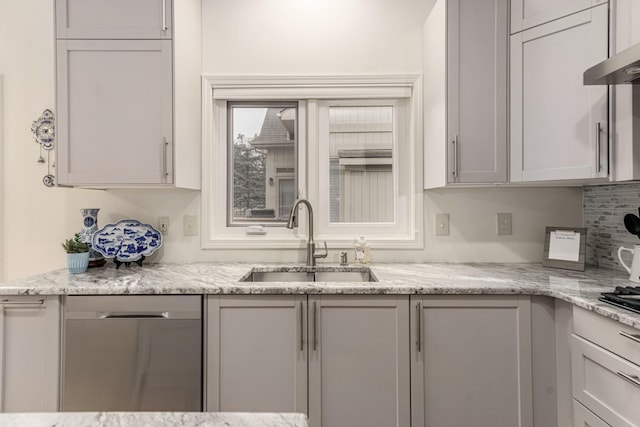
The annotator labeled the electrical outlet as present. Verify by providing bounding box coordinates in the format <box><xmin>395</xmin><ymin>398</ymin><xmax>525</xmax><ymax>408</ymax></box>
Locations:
<box><xmin>497</xmin><ymin>213</ymin><xmax>512</xmax><ymax>236</ymax></box>
<box><xmin>435</xmin><ymin>213</ymin><xmax>450</xmax><ymax>236</ymax></box>
<box><xmin>183</xmin><ymin>215</ymin><xmax>199</xmax><ymax>236</ymax></box>
<box><xmin>158</xmin><ymin>216</ymin><xmax>169</xmax><ymax>234</ymax></box>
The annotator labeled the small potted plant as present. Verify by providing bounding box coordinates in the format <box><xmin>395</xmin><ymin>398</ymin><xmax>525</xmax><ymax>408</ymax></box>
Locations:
<box><xmin>61</xmin><ymin>233</ymin><xmax>90</xmax><ymax>273</ymax></box>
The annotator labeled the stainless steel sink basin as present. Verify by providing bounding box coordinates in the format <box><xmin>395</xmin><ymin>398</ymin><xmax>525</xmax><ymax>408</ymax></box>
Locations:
<box><xmin>240</xmin><ymin>267</ymin><xmax>378</xmax><ymax>283</ymax></box>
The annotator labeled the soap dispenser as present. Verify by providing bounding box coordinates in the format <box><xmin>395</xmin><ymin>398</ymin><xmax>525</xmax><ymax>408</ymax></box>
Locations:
<box><xmin>354</xmin><ymin>235</ymin><xmax>370</xmax><ymax>265</ymax></box>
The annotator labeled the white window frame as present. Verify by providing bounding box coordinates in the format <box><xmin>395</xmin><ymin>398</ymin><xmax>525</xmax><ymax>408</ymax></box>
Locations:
<box><xmin>317</xmin><ymin>99</ymin><xmax>407</xmax><ymax>237</ymax></box>
<box><xmin>202</xmin><ymin>75</ymin><xmax>423</xmax><ymax>249</ymax></box>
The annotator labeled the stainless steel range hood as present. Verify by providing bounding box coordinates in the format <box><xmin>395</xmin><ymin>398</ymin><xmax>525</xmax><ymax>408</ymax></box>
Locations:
<box><xmin>584</xmin><ymin>43</ymin><xmax>640</xmax><ymax>85</ymax></box>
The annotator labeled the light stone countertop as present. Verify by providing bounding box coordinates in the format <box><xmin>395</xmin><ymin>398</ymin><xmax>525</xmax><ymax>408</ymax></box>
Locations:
<box><xmin>1</xmin><ymin>262</ymin><xmax>639</xmax><ymax>329</ymax></box>
<box><xmin>0</xmin><ymin>412</ymin><xmax>308</xmax><ymax>427</ymax></box>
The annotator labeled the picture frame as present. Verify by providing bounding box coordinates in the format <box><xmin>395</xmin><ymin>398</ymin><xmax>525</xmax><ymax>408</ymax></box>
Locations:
<box><xmin>542</xmin><ymin>226</ymin><xmax>586</xmax><ymax>271</ymax></box>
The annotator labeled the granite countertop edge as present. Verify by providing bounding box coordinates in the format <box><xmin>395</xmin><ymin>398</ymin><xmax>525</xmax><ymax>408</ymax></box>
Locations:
<box><xmin>0</xmin><ymin>411</ymin><xmax>308</xmax><ymax>427</ymax></box>
<box><xmin>1</xmin><ymin>262</ymin><xmax>638</xmax><ymax>329</ymax></box>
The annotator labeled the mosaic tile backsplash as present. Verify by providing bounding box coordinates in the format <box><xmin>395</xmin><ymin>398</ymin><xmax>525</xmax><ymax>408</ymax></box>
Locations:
<box><xmin>584</xmin><ymin>183</ymin><xmax>640</xmax><ymax>271</ymax></box>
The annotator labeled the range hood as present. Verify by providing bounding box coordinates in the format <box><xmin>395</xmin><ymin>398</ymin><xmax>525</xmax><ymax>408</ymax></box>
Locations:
<box><xmin>584</xmin><ymin>42</ymin><xmax>640</xmax><ymax>85</ymax></box>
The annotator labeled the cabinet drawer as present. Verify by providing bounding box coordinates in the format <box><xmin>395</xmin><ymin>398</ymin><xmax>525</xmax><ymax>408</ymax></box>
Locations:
<box><xmin>572</xmin><ymin>335</ymin><xmax>640</xmax><ymax>426</ymax></box>
<box><xmin>573</xmin><ymin>399</ymin><xmax>609</xmax><ymax>427</ymax></box>
<box><xmin>574</xmin><ymin>307</ymin><xmax>640</xmax><ymax>366</ymax></box>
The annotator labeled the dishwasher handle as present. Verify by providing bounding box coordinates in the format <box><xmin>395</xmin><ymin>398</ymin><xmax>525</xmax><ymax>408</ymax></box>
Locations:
<box><xmin>65</xmin><ymin>310</ymin><xmax>200</xmax><ymax>320</ymax></box>
<box><xmin>99</xmin><ymin>312</ymin><xmax>169</xmax><ymax>319</ymax></box>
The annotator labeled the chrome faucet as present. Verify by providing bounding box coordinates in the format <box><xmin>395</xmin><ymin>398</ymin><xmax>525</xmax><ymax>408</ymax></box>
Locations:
<box><xmin>287</xmin><ymin>198</ymin><xmax>328</xmax><ymax>267</ymax></box>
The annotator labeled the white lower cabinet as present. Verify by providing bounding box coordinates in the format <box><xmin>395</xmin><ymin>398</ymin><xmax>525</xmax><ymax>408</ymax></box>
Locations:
<box><xmin>308</xmin><ymin>295</ymin><xmax>410</xmax><ymax>427</ymax></box>
<box><xmin>206</xmin><ymin>295</ymin><xmax>307</xmax><ymax>413</ymax></box>
<box><xmin>0</xmin><ymin>296</ymin><xmax>60</xmax><ymax>412</ymax></box>
<box><xmin>206</xmin><ymin>295</ymin><xmax>410</xmax><ymax>427</ymax></box>
<box><xmin>572</xmin><ymin>307</ymin><xmax>640</xmax><ymax>426</ymax></box>
<box><xmin>571</xmin><ymin>335</ymin><xmax>640</xmax><ymax>426</ymax></box>
<box><xmin>410</xmin><ymin>295</ymin><xmax>534</xmax><ymax>427</ymax></box>
<box><xmin>573</xmin><ymin>399</ymin><xmax>610</xmax><ymax>427</ymax></box>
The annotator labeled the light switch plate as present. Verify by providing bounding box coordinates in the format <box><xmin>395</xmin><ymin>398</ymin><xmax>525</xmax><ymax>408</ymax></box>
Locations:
<box><xmin>435</xmin><ymin>213</ymin><xmax>450</xmax><ymax>236</ymax></box>
<box><xmin>183</xmin><ymin>215</ymin><xmax>199</xmax><ymax>236</ymax></box>
<box><xmin>158</xmin><ymin>216</ymin><xmax>169</xmax><ymax>234</ymax></box>
<box><xmin>497</xmin><ymin>213</ymin><xmax>512</xmax><ymax>236</ymax></box>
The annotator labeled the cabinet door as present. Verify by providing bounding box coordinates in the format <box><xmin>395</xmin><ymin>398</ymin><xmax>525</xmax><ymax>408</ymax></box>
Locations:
<box><xmin>510</xmin><ymin>0</ymin><xmax>607</xmax><ymax>34</ymax></box>
<box><xmin>308</xmin><ymin>295</ymin><xmax>410</xmax><ymax>427</ymax></box>
<box><xmin>447</xmin><ymin>0</ymin><xmax>507</xmax><ymax>184</ymax></box>
<box><xmin>56</xmin><ymin>0</ymin><xmax>172</xmax><ymax>39</ymax></box>
<box><xmin>573</xmin><ymin>400</ymin><xmax>610</xmax><ymax>427</ymax></box>
<box><xmin>611</xmin><ymin>0</ymin><xmax>640</xmax><ymax>181</ymax></box>
<box><xmin>572</xmin><ymin>334</ymin><xmax>640</xmax><ymax>426</ymax></box>
<box><xmin>0</xmin><ymin>296</ymin><xmax>60</xmax><ymax>412</ymax></box>
<box><xmin>206</xmin><ymin>296</ymin><xmax>307</xmax><ymax>414</ymax></box>
<box><xmin>510</xmin><ymin>4</ymin><xmax>608</xmax><ymax>182</ymax></box>
<box><xmin>410</xmin><ymin>295</ymin><xmax>533</xmax><ymax>427</ymax></box>
<box><xmin>423</xmin><ymin>0</ymin><xmax>507</xmax><ymax>188</ymax></box>
<box><xmin>56</xmin><ymin>39</ymin><xmax>173</xmax><ymax>185</ymax></box>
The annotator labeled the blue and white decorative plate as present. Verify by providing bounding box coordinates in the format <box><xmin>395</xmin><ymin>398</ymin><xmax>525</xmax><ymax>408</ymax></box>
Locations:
<box><xmin>92</xmin><ymin>219</ymin><xmax>162</xmax><ymax>263</ymax></box>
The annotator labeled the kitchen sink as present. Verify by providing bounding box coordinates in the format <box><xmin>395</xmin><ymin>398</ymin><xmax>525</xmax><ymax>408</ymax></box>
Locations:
<box><xmin>240</xmin><ymin>267</ymin><xmax>378</xmax><ymax>283</ymax></box>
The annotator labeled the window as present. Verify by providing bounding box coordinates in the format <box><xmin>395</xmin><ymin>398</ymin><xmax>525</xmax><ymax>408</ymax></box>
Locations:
<box><xmin>202</xmin><ymin>76</ymin><xmax>422</xmax><ymax>249</ymax></box>
<box><xmin>326</xmin><ymin>104</ymin><xmax>395</xmax><ymax>223</ymax></box>
<box><xmin>227</xmin><ymin>102</ymin><xmax>298</xmax><ymax>225</ymax></box>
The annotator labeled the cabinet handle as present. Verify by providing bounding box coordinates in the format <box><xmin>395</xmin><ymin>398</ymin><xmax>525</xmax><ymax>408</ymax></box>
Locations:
<box><xmin>1</xmin><ymin>298</ymin><xmax>45</xmax><ymax>306</ymax></box>
<box><xmin>415</xmin><ymin>301</ymin><xmax>421</xmax><ymax>353</ymax></box>
<box><xmin>452</xmin><ymin>135</ymin><xmax>459</xmax><ymax>179</ymax></box>
<box><xmin>617</xmin><ymin>371</ymin><xmax>640</xmax><ymax>388</ymax></box>
<box><xmin>595</xmin><ymin>122</ymin><xmax>601</xmax><ymax>173</ymax></box>
<box><xmin>299</xmin><ymin>301</ymin><xmax>304</xmax><ymax>352</ymax></box>
<box><xmin>620</xmin><ymin>330</ymin><xmax>640</xmax><ymax>345</ymax></box>
<box><xmin>162</xmin><ymin>0</ymin><xmax>167</xmax><ymax>32</ymax></box>
<box><xmin>312</xmin><ymin>301</ymin><xmax>317</xmax><ymax>351</ymax></box>
<box><xmin>162</xmin><ymin>137</ymin><xmax>169</xmax><ymax>180</ymax></box>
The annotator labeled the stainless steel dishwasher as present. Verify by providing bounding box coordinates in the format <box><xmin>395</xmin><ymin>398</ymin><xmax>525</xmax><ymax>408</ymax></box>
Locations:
<box><xmin>62</xmin><ymin>295</ymin><xmax>202</xmax><ymax>411</ymax></box>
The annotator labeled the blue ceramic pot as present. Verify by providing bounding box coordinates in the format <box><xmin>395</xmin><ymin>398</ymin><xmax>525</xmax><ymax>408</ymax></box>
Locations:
<box><xmin>67</xmin><ymin>252</ymin><xmax>90</xmax><ymax>274</ymax></box>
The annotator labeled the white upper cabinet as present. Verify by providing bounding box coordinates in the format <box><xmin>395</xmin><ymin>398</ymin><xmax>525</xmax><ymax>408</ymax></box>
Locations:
<box><xmin>611</xmin><ymin>0</ymin><xmax>640</xmax><ymax>181</ymax></box>
<box><xmin>510</xmin><ymin>4</ymin><xmax>609</xmax><ymax>182</ymax></box>
<box><xmin>510</xmin><ymin>0</ymin><xmax>607</xmax><ymax>34</ymax></box>
<box><xmin>54</xmin><ymin>0</ymin><xmax>201</xmax><ymax>188</ymax></box>
<box><xmin>423</xmin><ymin>0</ymin><xmax>508</xmax><ymax>188</ymax></box>
<box><xmin>56</xmin><ymin>0</ymin><xmax>172</xmax><ymax>39</ymax></box>
<box><xmin>56</xmin><ymin>39</ymin><xmax>173</xmax><ymax>185</ymax></box>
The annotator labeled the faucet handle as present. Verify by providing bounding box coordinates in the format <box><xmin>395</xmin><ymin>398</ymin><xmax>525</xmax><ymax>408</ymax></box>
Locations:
<box><xmin>340</xmin><ymin>252</ymin><xmax>348</xmax><ymax>266</ymax></box>
<box><xmin>314</xmin><ymin>241</ymin><xmax>328</xmax><ymax>259</ymax></box>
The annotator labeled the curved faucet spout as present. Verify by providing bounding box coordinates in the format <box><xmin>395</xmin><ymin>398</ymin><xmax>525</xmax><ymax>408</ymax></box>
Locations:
<box><xmin>286</xmin><ymin>198</ymin><xmax>314</xmax><ymax>244</ymax></box>
<box><xmin>287</xmin><ymin>198</ymin><xmax>326</xmax><ymax>266</ymax></box>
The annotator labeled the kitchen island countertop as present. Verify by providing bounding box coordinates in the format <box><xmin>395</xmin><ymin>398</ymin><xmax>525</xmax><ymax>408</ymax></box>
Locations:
<box><xmin>0</xmin><ymin>411</ymin><xmax>308</xmax><ymax>427</ymax></box>
<box><xmin>0</xmin><ymin>262</ymin><xmax>638</xmax><ymax>329</ymax></box>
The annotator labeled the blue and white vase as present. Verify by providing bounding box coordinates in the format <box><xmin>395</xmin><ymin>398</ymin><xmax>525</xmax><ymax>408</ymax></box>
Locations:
<box><xmin>79</xmin><ymin>208</ymin><xmax>106</xmax><ymax>267</ymax></box>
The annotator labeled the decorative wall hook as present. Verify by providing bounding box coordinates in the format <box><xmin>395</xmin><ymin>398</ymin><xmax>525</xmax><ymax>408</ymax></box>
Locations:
<box><xmin>31</xmin><ymin>109</ymin><xmax>55</xmax><ymax>149</ymax></box>
<box><xmin>31</xmin><ymin>109</ymin><xmax>56</xmax><ymax>187</ymax></box>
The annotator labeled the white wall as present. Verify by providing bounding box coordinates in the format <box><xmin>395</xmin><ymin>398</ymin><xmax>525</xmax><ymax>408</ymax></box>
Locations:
<box><xmin>201</xmin><ymin>0</ymin><xmax>433</xmax><ymax>75</ymax></box>
<box><xmin>424</xmin><ymin>187</ymin><xmax>582</xmax><ymax>262</ymax></box>
<box><xmin>0</xmin><ymin>0</ymin><xmax>583</xmax><ymax>281</ymax></box>
<box><xmin>0</xmin><ymin>74</ymin><xmax>4</xmax><ymax>280</ymax></box>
